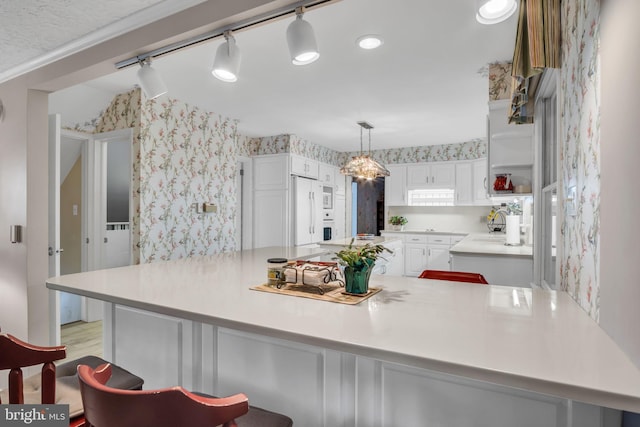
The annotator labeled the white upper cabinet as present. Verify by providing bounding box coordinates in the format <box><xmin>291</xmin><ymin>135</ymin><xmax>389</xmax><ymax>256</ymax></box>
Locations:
<box><xmin>334</xmin><ymin>167</ymin><xmax>347</xmax><ymax>195</ymax></box>
<box><xmin>407</xmin><ymin>162</ymin><xmax>455</xmax><ymax>189</ymax></box>
<box><xmin>385</xmin><ymin>164</ymin><xmax>408</xmax><ymax>206</ymax></box>
<box><xmin>455</xmin><ymin>161</ymin><xmax>473</xmax><ymax>205</ymax></box>
<box><xmin>318</xmin><ymin>163</ymin><xmax>334</xmax><ymax>185</ymax></box>
<box><xmin>455</xmin><ymin>158</ymin><xmax>492</xmax><ymax>206</ymax></box>
<box><xmin>253</xmin><ymin>154</ymin><xmax>289</xmax><ymax>191</ymax></box>
<box><xmin>472</xmin><ymin>158</ymin><xmax>491</xmax><ymax>204</ymax></box>
<box><xmin>290</xmin><ymin>154</ymin><xmax>319</xmax><ymax>179</ymax></box>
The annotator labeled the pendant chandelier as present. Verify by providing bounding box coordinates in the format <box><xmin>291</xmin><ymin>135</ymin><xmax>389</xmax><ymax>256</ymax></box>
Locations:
<box><xmin>340</xmin><ymin>121</ymin><xmax>390</xmax><ymax>180</ymax></box>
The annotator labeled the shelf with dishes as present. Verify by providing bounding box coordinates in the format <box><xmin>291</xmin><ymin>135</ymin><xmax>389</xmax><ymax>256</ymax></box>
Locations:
<box><xmin>489</xmin><ymin>164</ymin><xmax>532</xmax><ymax>196</ymax></box>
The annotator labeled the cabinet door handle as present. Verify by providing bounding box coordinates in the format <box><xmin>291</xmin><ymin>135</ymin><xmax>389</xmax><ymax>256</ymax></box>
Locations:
<box><xmin>483</xmin><ymin>177</ymin><xmax>487</xmax><ymax>189</ymax></box>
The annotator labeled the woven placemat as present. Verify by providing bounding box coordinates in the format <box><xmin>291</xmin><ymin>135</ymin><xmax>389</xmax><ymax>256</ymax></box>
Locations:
<box><xmin>250</xmin><ymin>282</ymin><xmax>382</xmax><ymax>305</ymax></box>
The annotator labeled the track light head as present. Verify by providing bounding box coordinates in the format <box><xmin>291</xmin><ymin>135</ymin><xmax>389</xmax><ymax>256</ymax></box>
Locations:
<box><xmin>212</xmin><ymin>31</ymin><xmax>241</xmax><ymax>82</ymax></box>
<box><xmin>286</xmin><ymin>8</ymin><xmax>319</xmax><ymax>65</ymax></box>
<box><xmin>137</xmin><ymin>58</ymin><xmax>168</xmax><ymax>99</ymax></box>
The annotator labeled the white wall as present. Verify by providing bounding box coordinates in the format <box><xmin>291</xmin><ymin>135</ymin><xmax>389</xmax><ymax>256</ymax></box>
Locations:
<box><xmin>387</xmin><ymin>206</ymin><xmax>490</xmax><ymax>233</ymax></box>
<box><xmin>0</xmin><ymin>77</ymin><xmax>29</xmax><ymax>344</ymax></box>
<box><xmin>599</xmin><ymin>0</ymin><xmax>640</xmax><ymax>369</ymax></box>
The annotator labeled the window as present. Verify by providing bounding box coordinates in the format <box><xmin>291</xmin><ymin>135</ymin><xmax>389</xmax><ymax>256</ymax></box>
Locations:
<box><xmin>408</xmin><ymin>189</ymin><xmax>455</xmax><ymax>206</ymax></box>
<box><xmin>534</xmin><ymin>69</ymin><xmax>559</xmax><ymax>289</ymax></box>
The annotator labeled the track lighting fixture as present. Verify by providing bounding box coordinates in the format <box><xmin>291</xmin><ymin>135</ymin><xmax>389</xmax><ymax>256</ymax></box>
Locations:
<box><xmin>476</xmin><ymin>0</ymin><xmax>518</xmax><ymax>25</ymax></box>
<box><xmin>212</xmin><ymin>31</ymin><xmax>241</xmax><ymax>82</ymax></box>
<box><xmin>136</xmin><ymin>58</ymin><xmax>167</xmax><ymax>99</ymax></box>
<box><xmin>286</xmin><ymin>7</ymin><xmax>320</xmax><ymax>65</ymax></box>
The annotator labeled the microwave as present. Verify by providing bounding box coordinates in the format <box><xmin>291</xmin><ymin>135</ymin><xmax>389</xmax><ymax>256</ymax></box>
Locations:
<box><xmin>322</xmin><ymin>186</ymin><xmax>333</xmax><ymax>210</ymax></box>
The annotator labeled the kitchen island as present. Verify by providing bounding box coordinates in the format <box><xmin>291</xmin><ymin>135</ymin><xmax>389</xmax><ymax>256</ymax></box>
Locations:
<box><xmin>46</xmin><ymin>247</ymin><xmax>640</xmax><ymax>426</ymax></box>
<box><xmin>450</xmin><ymin>232</ymin><xmax>534</xmax><ymax>286</ymax></box>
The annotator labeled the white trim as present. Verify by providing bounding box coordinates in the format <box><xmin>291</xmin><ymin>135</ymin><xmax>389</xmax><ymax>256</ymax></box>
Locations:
<box><xmin>0</xmin><ymin>0</ymin><xmax>207</xmax><ymax>84</ymax></box>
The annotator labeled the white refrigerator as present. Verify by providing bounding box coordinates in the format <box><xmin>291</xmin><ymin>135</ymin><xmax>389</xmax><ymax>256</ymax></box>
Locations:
<box><xmin>293</xmin><ymin>176</ymin><xmax>324</xmax><ymax>246</ymax></box>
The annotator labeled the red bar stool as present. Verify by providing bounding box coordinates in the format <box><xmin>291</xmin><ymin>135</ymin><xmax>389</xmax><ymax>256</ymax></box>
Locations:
<box><xmin>0</xmin><ymin>331</ymin><xmax>143</xmax><ymax>427</ymax></box>
<box><xmin>78</xmin><ymin>363</ymin><xmax>293</xmax><ymax>427</ymax></box>
<box><xmin>418</xmin><ymin>269</ymin><xmax>489</xmax><ymax>284</ymax></box>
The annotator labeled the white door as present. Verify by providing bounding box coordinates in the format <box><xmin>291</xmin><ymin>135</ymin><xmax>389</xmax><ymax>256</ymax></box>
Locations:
<box><xmin>455</xmin><ymin>162</ymin><xmax>473</xmax><ymax>205</ymax></box>
<box><xmin>48</xmin><ymin>114</ymin><xmax>62</xmax><ymax>278</ymax></box>
<box><xmin>472</xmin><ymin>158</ymin><xmax>490</xmax><ymax>204</ymax></box>
<box><xmin>237</xmin><ymin>157</ymin><xmax>253</xmax><ymax>251</ymax></box>
<box><xmin>48</xmin><ymin>114</ymin><xmax>63</xmax><ymax>342</ymax></box>
<box><xmin>96</xmin><ymin>133</ymin><xmax>133</xmax><ymax>269</ymax></box>
<box><xmin>254</xmin><ymin>190</ymin><xmax>288</xmax><ymax>248</ymax></box>
<box><xmin>404</xmin><ymin>243</ymin><xmax>427</xmax><ymax>277</ymax></box>
<box><xmin>428</xmin><ymin>245</ymin><xmax>451</xmax><ymax>271</ymax></box>
<box><xmin>431</xmin><ymin>163</ymin><xmax>456</xmax><ymax>187</ymax></box>
<box><xmin>294</xmin><ymin>177</ymin><xmax>312</xmax><ymax>246</ymax></box>
<box><xmin>311</xmin><ymin>180</ymin><xmax>323</xmax><ymax>243</ymax></box>
<box><xmin>385</xmin><ymin>165</ymin><xmax>407</xmax><ymax>206</ymax></box>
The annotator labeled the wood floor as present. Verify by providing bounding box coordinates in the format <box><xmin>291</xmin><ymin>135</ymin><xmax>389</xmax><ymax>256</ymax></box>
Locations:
<box><xmin>60</xmin><ymin>320</ymin><xmax>103</xmax><ymax>363</ymax></box>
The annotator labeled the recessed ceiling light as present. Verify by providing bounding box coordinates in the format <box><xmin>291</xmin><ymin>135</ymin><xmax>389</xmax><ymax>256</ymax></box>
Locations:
<box><xmin>356</xmin><ymin>35</ymin><xmax>383</xmax><ymax>50</ymax></box>
<box><xmin>476</xmin><ymin>0</ymin><xmax>518</xmax><ymax>25</ymax></box>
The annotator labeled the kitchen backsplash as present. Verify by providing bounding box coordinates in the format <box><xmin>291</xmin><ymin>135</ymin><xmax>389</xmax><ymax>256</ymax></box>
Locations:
<box><xmin>387</xmin><ymin>206</ymin><xmax>490</xmax><ymax>234</ymax></box>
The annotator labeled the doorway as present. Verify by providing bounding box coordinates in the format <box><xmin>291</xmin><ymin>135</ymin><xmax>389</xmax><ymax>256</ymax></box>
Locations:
<box><xmin>351</xmin><ymin>177</ymin><xmax>385</xmax><ymax>236</ymax></box>
<box><xmin>59</xmin><ymin>133</ymin><xmax>88</xmax><ymax>324</ymax></box>
<box><xmin>50</xmin><ymin>116</ymin><xmax>133</xmax><ymax>352</ymax></box>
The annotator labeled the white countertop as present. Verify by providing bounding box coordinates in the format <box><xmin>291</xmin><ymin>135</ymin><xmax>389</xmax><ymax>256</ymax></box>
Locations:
<box><xmin>46</xmin><ymin>247</ymin><xmax>640</xmax><ymax>412</ymax></box>
<box><xmin>381</xmin><ymin>229</ymin><xmax>469</xmax><ymax>236</ymax></box>
<box><xmin>318</xmin><ymin>236</ymin><xmax>402</xmax><ymax>247</ymax></box>
<box><xmin>450</xmin><ymin>233</ymin><xmax>534</xmax><ymax>258</ymax></box>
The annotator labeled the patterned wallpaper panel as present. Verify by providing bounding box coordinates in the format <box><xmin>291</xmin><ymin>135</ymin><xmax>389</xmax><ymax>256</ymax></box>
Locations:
<box><xmin>489</xmin><ymin>62</ymin><xmax>513</xmax><ymax>101</ymax></box>
<box><xmin>559</xmin><ymin>0</ymin><xmax>601</xmax><ymax>320</ymax></box>
<box><xmin>253</xmin><ymin>134</ymin><xmax>487</xmax><ymax>167</ymax></box>
<box><xmin>137</xmin><ymin>96</ymin><xmax>244</xmax><ymax>262</ymax></box>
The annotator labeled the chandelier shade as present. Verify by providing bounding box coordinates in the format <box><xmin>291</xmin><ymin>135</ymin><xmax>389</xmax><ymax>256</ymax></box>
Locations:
<box><xmin>340</xmin><ymin>121</ymin><xmax>390</xmax><ymax>180</ymax></box>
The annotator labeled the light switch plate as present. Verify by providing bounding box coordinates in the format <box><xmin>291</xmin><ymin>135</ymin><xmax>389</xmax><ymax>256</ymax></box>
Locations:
<box><xmin>203</xmin><ymin>203</ymin><xmax>217</xmax><ymax>213</ymax></box>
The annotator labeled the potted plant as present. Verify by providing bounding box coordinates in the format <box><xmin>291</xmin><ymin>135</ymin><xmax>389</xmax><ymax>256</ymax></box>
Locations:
<box><xmin>388</xmin><ymin>215</ymin><xmax>408</xmax><ymax>231</ymax></box>
<box><xmin>334</xmin><ymin>239</ymin><xmax>391</xmax><ymax>294</ymax></box>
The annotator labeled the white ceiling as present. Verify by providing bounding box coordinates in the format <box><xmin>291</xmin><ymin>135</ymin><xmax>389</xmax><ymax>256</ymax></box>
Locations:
<box><xmin>9</xmin><ymin>0</ymin><xmax>518</xmax><ymax>152</ymax></box>
<box><xmin>0</xmin><ymin>0</ymin><xmax>205</xmax><ymax>82</ymax></box>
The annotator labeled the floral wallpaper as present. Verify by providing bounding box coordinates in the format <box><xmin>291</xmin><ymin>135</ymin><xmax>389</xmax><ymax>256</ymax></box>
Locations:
<box><xmin>488</xmin><ymin>62</ymin><xmax>513</xmax><ymax>101</ymax></box>
<box><xmin>253</xmin><ymin>134</ymin><xmax>487</xmax><ymax>167</ymax></box>
<box><xmin>92</xmin><ymin>88</ymin><xmax>255</xmax><ymax>263</ymax></box>
<box><xmin>363</xmin><ymin>139</ymin><xmax>487</xmax><ymax>165</ymax></box>
<box><xmin>559</xmin><ymin>0</ymin><xmax>601</xmax><ymax>320</ymax></box>
<box><xmin>137</xmin><ymin>95</ymin><xmax>248</xmax><ymax>262</ymax></box>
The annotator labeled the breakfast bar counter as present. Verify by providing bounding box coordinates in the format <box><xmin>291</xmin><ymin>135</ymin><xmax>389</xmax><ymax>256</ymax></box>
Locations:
<box><xmin>46</xmin><ymin>247</ymin><xmax>640</xmax><ymax>425</ymax></box>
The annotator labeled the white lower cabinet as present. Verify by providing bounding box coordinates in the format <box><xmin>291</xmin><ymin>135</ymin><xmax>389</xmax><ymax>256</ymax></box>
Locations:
<box><xmin>403</xmin><ymin>234</ymin><xmax>462</xmax><ymax>277</ymax></box>
<box><xmin>105</xmin><ymin>304</ymin><xmax>608</xmax><ymax>427</ymax></box>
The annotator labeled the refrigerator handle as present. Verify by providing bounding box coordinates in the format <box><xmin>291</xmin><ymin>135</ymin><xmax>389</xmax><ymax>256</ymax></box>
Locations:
<box><xmin>311</xmin><ymin>191</ymin><xmax>316</xmax><ymax>234</ymax></box>
<box><xmin>309</xmin><ymin>192</ymin><xmax>313</xmax><ymax>234</ymax></box>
